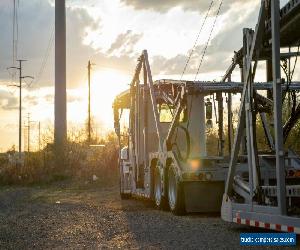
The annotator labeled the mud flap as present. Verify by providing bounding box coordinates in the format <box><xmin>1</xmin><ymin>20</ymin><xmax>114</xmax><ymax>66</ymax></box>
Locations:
<box><xmin>184</xmin><ymin>181</ymin><xmax>224</xmax><ymax>213</ymax></box>
<box><xmin>221</xmin><ymin>194</ymin><xmax>233</xmax><ymax>222</ymax></box>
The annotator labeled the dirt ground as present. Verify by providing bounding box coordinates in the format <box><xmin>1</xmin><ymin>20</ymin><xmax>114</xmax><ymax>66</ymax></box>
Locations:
<box><xmin>0</xmin><ymin>181</ymin><xmax>298</xmax><ymax>249</ymax></box>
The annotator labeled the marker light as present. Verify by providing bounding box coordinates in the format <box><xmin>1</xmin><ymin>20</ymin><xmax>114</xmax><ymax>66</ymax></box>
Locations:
<box><xmin>188</xmin><ymin>159</ymin><xmax>201</xmax><ymax>171</ymax></box>
<box><xmin>205</xmin><ymin>172</ymin><xmax>213</xmax><ymax>181</ymax></box>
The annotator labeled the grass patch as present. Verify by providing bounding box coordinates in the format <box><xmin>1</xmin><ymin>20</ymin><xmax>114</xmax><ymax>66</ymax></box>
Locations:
<box><xmin>0</xmin><ymin>133</ymin><xmax>119</xmax><ymax>187</ymax></box>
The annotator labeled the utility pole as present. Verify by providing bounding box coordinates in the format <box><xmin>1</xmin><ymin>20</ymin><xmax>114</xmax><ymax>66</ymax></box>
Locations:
<box><xmin>27</xmin><ymin>113</ymin><xmax>30</xmax><ymax>153</ymax></box>
<box><xmin>7</xmin><ymin>60</ymin><xmax>34</xmax><ymax>164</ymax></box>
<box><xmin>87</xmin><ymin>60</ymin><xmax>95</xmax><ymax>143</ymax></box>
<box><xmin>39</xmin><ymin>122</ymin><xmax>41</xmax><ymax>151</ymax></box>
<box><xmin>24</xmin><ymin>115</ymin><xmax>40</xmax><ymax>154</ymax></box>
<box><xmin>25</xmin><ymin>113</ymin><xmax>36</xmax><ymax>153</ymax></box>
<box><xmin>55</xmin><ymin>0</ymin><xmax>67</xmax><ymax>149</ymax></box>
<box><xmin>24</xmin><ymin>121</ymin><xmax>27</xmax><ymax>154</ymax></box>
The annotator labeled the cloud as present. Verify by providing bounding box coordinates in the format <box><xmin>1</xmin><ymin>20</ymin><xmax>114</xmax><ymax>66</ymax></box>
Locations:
<box><xmin>0</xmin><ymin>0</ymin><xmax>263</xmax><ymax>91</ymax></box>
<box><xmin>44</xmin><ymin>94</ymin><xmax>54</xmax><ymax>104</ymax></box>
<box><xmin>24</xmin><ymin>95</ymin><xmax>39</xmax><ymax>107</ymax></box>
<box><xmin>120</xmin><ymin>0</ymin><xmax>252</xmax><ymax>14</ymax></box>
<box><xmin>150</xmin><ymin>1</ymin><xmax>260</xmax><ymax>78</ymax></box>
<box><xmin>67</xmin><ymin>95</ymin><xmax>83</xmax><ymax>103</ymax></box>
<box><xmin>44</xmin><ymin>93</ymin><xmax>83</xmax><ymax>104</ymax></box>
<box><xmin>0</xmin><ymin>1</ymin><xmax>144</xmax><ymax>90</ymax></box>
<box><xmin>107</xmin><ymin>30</ymin><xmax>143</xmax><ymax>56</ymax></box>
<box><xmin>0</xmin><ymin>89</ymin><xmax>18</xmax><ymax>110</ymax></box>
<box><xmin>0</xmin><ymin>0</ymin><xmax>100</xmax><ymax>89</ymax></box>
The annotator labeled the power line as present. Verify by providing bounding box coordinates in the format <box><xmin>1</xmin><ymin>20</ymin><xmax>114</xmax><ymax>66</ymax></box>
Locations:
<box><xmin>13</xmin><ymin>0</ymin><xmax>15</xmax><ymax>63</ymax></box>
<box><xmin>11</xmin><ymin>0</ymin><xmax>19</xmax><ymax>83</ymax></box>
<box><xmin>194</xmin><ymin>0</ymin><xmax>223</xmax><ymax>82</ymax></box>
<box><xmin>12</xmin><ymin>0</ymin><xmax>19</xmax><ymax>63</ymax></box>
<box><xmin>180</xmin><ymin>1</ymin><xmax>215</xmax><ymax>81</ymax></box>
<box><xmin>31</xmin><ymin>24</ymin><xmax>55</xmax><ymax>87</ymax></box>
<box><xmin>13</xmin><ymin>0</ymin><xmax>16</xmax><ymax>64</ymax></box>
<box><xmin>16</xmin><ymin>0</ymin><xmax>19</xmax><ymax>60</ymax></box>
<box><xmin>5</xmin><ymin>68</ymin><xmax>18</xmax><ymax>95</ymax></box>
<box><xmin>7</xmin><ymin>60</ymin><xmax>34</xmax><ymax>165</ymax></box>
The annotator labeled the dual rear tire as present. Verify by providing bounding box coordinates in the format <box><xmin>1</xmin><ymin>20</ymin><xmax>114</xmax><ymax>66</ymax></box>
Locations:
<box><xmin>154</xmin><ymin>164</ymin><xmax>186</xmax><ymax>215</ymax></box>
<box><xmin>154</xmin><ymin>167</ymin><xmax>168</xmax><ymax>209</ymax></box>
<box><xmin>168</xmin><ymin>166</ymin><xmax>186</xmax><ymax>215</ymax></box>
<box><xmin>120</xmin><ymin>177</ymin><xmax>131</xmax><ymax>200</ymax></box>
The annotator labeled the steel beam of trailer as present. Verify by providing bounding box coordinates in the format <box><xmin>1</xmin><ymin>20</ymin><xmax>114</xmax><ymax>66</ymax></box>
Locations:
<box><xmin>114</xmin><ymin>0</ymin><xmax>300</xmax><ymax>226</ymax></box>
<box><xmin>221</xmin><ymin>0</ymin><xmax>300</xmax><ymax>233</ymax></box>
<box><xmin>271</xmin><ymin>0</ymin><xmax>287</xmax><ymax>215</ymax></box>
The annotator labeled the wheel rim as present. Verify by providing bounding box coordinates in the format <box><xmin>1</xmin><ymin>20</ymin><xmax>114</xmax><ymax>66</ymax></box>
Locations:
<box><xmin>154</xmin><ymin>169</ymin><xmax>161</xmax><ymax>206</ymax></box>
<box><xmin>168</xmin><ymin>169</ymin><xmax>177</xmax><ymax>210</ymax></box>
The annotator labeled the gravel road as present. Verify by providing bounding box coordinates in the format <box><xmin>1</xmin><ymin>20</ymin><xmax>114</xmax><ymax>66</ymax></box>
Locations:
<box><xmin>0</xmin><ymin>182</ymin><xmax>297</xmax><ymax>249</ymax></box>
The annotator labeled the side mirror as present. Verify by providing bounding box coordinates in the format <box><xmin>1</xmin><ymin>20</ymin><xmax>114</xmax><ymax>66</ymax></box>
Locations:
<box><xmin>114</xmin><ymin>124</ymin><xmax>120</xmax><ymax>136</ymax></box>
<box><xmin>206</xmin><ymin>119</ymin><xmax>213</xmax><ymax>129</ymax></box>
<box><xmin>120</xmin><ymin>147</ymin><xmax>129</xmax><ymax>160</ymax></box>
<box><xmin>205</xmin><ymin>99</ymin><xmax>213</xmax><ymax>120</ymax></box>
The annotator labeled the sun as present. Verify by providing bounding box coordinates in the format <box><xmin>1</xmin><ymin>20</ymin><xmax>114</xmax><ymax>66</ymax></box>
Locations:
<box><xmin>68</xmin><ymin>68</ymin><xmax>130</xmax><ymax>131</ymax></box>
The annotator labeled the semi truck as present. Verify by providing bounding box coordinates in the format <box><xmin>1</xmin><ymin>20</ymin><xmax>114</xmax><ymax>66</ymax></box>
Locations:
<box><xmin>113</xmin><ymin>0</ymin><xmax>300</xmax><ymax>233</ymax></box>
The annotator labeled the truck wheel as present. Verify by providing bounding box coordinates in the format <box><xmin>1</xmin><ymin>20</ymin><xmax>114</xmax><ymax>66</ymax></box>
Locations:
<box><xmin>154</xmin><ymin>167</ymin><xmax>168</xmax><ymax>210</ymax></box>
<box><xmin>120</xmin><ymin>192</ymin><xmax>131</xmax><ymax>200</ymax></box>
<box><xmin>120</xmin><ymin>175</ymin><xmax>131</xmax><ymax>200</ymax></box>
<box><xmin>168</xmin><ymin>166</ymin><xmax>186</xmax><ymax>215</ymax></box>
<box><xmin>120</xmin><ymin>185</ymin><xmax>131</xmax><ymax>199</ymax></box>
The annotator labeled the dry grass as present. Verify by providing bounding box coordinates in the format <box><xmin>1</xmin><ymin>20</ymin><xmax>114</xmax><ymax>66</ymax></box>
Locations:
<box><xmin>0</xmin><ymin>131</ymin><xmax>119</xmax><ymax>186</ymax></box>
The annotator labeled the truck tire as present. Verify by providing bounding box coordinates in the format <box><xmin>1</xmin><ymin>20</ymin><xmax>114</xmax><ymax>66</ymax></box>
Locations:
<box><xmin>120</xmin><ymin>192</ymin><xmax>131</xmax><ymax>200</ymax></box>
<box><xmin>120</xmin><ymin>182</ymin><xmax>131</xmax><ymax>199</ymax></box>
<box><xmin>168</xmin><ymin>166</ymin><xmax>186</xmax><ymax>215</ymax></box>
<box><xmin>120</xmin><ymin>169</ymin><xmax>131</xmax><ymax>200</ymax></box>
<box><xmin>154</xmin><ymin>166</ymin><xmax>168</xmax><ymax>210</ymax></box>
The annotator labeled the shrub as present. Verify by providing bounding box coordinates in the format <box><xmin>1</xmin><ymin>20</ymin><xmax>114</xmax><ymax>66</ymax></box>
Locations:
<box><xmin>0</xmin><ymin>131</ymin><xmax>119</xmax><ymax>186</ymax></box>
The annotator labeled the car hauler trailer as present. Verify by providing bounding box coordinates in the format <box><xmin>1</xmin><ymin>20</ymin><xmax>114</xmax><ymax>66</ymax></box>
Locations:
<box><xmin>221</xmin><ymin>0</ymin><xmax>300</xmax><ymax>233</ymax></box>
<box><xmin>113</xmin><ymin>50</ymin><xmax>300</xmax><ymax>215</ymax></box>
<box><xmin>113</xmin><ymin>0</ymin><xmax>300</xmax><ymax>227</ymax></box>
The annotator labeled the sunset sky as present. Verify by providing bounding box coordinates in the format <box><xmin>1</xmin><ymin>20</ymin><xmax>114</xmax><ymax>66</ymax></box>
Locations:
<box><xmin>0</xmin><ymin>0</ymin><xmax>294</xmax><ymax>151</ymax></box>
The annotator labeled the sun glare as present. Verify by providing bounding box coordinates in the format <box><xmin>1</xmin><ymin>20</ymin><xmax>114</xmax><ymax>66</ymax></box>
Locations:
<box><xmin>69</xmin><ymin>69</ymin><xmax>130</xmax><ymax>130</ymax></box>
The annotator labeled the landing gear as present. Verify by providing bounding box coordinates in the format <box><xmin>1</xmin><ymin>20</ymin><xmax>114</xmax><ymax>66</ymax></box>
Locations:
<box><xmin>168</xmin><ymin>166</ymin><xmax>186</xmax><ymax>215</ymax></box>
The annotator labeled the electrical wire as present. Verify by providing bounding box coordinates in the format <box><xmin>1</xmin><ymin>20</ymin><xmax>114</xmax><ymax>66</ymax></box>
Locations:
<box><xmin>30</xmin><ymin>24</ymin><xmax>55</xmax><ymax>88</ymax></box>
<box><xmin>16</xmin><ymin>0</ymin><xmax>19</xmax><ymax>60</ymax></box>
<box><xmin>11</xmin><ymin>0</ymin><xmax>19</xmax><ymax>83</ymax></box>
<box><xmin>12</xmin><ymin>0</ymin><xmax>18</xmax><ymax>64</ymax></box>
<box><xmin>179</xmin><ymin>1</ymin><xmax>215</xmax><ymax>82</ymax></box>
<box><xmin>6</xmin><ymin>67</ymin><xmax>17</xmax><ymax>96</ymax></box>
<box><xmin>13</xmin><ymin>0</ymin><xmax>16</xmax><ymax>64</ymax></box>
<box><xmin>194</xmin><ymin>0</ymin><xmax>223</xmax><ymax>82</ymax></box>
<box><xmin>187</xmin><ymin>1</ymin><xmax>222</xmax><ymax>127</ymax></box>
<box><xmin>172</xmin><ymin>1</ymin><xmax>223</xmax><ymax>162</ymax></box>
